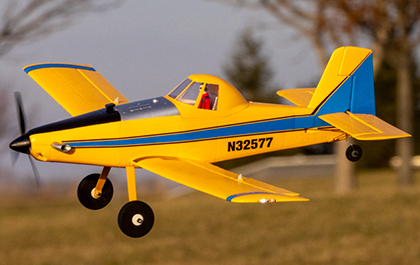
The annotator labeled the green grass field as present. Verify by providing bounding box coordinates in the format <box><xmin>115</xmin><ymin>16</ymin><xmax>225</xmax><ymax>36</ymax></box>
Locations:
<box><xmin>1</xmin><ymin>170</ymin><xmax>420</xmax><ymax>265</ymax></box>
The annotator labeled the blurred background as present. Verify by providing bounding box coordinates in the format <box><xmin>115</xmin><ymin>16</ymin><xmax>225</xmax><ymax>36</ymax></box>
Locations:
<box><xmin>1</xmin><ymin>1</ymin><xmax>420</xmax><ymax>264</ymax></box>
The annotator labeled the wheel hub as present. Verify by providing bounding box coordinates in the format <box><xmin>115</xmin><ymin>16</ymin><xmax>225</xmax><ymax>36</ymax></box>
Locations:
<box><xmin>91</xmin><ymin>188</ymin><xmax>102</xmax><ymax>199</ymax></box>
<box><xmin>118</xmin><ymin>200</ymin><xmax>154</xmax><ymax>237</ymax></box>
<box><xmin>77</xmin><ymin>173</ymin><xmax>113</xmax><ymax>210</ymax></box>
<box><xmin>345</xmin><ymin>144</ymin><xmax>363</xmax><ymax>162</ymax></box>
<box><xmin>132</xmin><ymin>214</ymin><xmax>144</xmax><ymax>226</ymax></box>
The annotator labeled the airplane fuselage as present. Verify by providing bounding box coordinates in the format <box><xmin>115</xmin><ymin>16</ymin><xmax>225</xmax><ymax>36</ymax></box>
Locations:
<box><xmin>26</xmin><ymin>95</ymin><xmax>344</xmax><ymax>168</ymax></box>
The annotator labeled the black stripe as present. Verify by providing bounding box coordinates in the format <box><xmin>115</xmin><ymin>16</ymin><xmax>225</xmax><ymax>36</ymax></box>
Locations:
<box><xmin>28</xmin><ymin>108</ymin><xmax>121</xmax><ymax>135</ymax></box>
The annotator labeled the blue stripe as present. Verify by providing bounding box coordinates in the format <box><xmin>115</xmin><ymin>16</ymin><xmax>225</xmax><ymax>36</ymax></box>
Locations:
<box><xmin>66</xmin><ymin>116</ymin><xmax>317</xmax><ymax>148</ymax></box>
<box><xmin>24</xmin><ymin>63</ymin><xmax>96</xmax><ymax>73</ymax></box>
<box><xmin>226</xmin><ymin>192</ymin><xmax>286</xmax><ymax>202</ymax></box>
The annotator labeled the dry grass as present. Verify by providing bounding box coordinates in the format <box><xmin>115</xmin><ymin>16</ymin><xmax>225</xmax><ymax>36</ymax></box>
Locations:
<box><xmin>1</xmin><ymin>169</ymin><xmax>420</xmax><ymax>264</ymax></box>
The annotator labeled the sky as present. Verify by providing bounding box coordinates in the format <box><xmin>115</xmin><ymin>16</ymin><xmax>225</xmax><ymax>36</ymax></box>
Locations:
<box><xmin>0</xmin><ymin>0</ymin><xmax>319</xmax><ymax>184</ymax></box>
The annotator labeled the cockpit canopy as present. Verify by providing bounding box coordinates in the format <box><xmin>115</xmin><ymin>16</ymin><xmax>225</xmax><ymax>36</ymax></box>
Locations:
<box><xmin>167</xmin><ymin>74</ymin><xmax>248</xmax><ymax>114</ymax></box>
<box><xmin>168</xmin><ymin>79</ymin><xmax>218</xmax><ymax>109</ymax></box>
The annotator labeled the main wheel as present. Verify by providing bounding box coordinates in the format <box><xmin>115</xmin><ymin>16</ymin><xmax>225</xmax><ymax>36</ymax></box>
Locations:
<box><xmin>118</xmin><ymin>201</ymin><xmax>154</xmax><ymax>238</ymax></box>
<box><xmin>346</xmin><ymin>145</ymin><xmax>363</xmax><ymax>162</ymax></box>
<box><xmin>77</xmin><ymin>173</ymin><xmax>113</xmax><ymax>210</ymax></box>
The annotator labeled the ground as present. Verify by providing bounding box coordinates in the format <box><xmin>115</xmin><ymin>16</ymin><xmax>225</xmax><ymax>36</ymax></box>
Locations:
<box><xmin>1</xmin><ymin>169</ymin><xmax>420</xmax><ymax>265</ymax></box>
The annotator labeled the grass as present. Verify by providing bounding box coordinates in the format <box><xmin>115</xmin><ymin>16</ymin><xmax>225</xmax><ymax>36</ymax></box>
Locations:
<box><xmin>1</xmin><ymin>169</ymin><xmax>420</xmax><ymax>264</ymax></box>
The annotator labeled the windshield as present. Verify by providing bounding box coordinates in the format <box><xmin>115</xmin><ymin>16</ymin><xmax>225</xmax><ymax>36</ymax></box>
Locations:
<box><xmin>168</xmin><ymin>78</ymin><xmax>192</xmax><ymax>99</ymax></box>
<box><xmin>177</xmin><ymin>82</ymin><xmax>203</xmax><ymax>105</ymax></box>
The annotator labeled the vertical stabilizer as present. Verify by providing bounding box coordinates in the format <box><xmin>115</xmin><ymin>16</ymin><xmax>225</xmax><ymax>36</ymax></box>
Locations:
<box><xmin>309</xmin><ymin>47</ymin><xmax>374</xmax><ymax>115</ymax></box>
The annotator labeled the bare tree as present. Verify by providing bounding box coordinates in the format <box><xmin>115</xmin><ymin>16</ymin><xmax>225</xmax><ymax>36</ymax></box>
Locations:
<box><xmin>0</xmin><ymin>0</ymin><xmax>122</xmax><ymax>58</ymax></box>
<box><xmin>307</xmin><ymin>0</ymin><xmax>420</xmax><ymax>185</ymax></box>
<box><xmin>210</xmin><ymin>0</ymin><xmax>399</xmax><ymax>74</ymax></box>
<box><xmin>208</xmin><ymin>0</ymin><xmax>360</xmax><ymax>193</ymax></box>
<box><xmin>208</xmin><ymin>0</ymin><xmax>420</xmax><ymax>188</ymax></box>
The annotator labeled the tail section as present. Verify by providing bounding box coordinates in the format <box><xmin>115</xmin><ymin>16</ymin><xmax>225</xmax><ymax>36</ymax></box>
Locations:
<box><xmin>319</xmin><ymin>112</ymin><xmax>410</xmax><ymax>140</ymax></box>
<box><xmin>277</xmin><ymin>46</ymin><xmax>375</xmax><ymax>114</ymax></box>
<box><xmin>310</xmin><ymin>46</ymin><xmax>375</xmax><ymax>115</ymax></box>
<box><xmin>276</xmin><ymin>46</ymin><xmax>409</xmax><ymax>140</ymax></box>
<box><xmin>310</xmin><ymin>46</ymin><xmax>410</xmax><ymax>140</ymax></box>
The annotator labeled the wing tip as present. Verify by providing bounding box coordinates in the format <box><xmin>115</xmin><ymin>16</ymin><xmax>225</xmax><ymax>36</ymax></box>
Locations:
<box><xmin>227</xmin><ymin>192</ymin><xmax>309</xmax><ymax>203</ymax></box>
<box><xmin>23</xmin><ymin>63</ymin><xmax>95</xmax><ymax>74</ymax></box>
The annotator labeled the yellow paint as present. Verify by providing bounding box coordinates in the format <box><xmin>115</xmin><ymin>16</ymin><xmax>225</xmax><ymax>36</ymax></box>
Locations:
<box><xmin>319</xmin><ymin>112</ymin><xmax>411</xmax><ymax>140</ymax></box>
<box><xmin>276</xmin><ymin>88</ymin><xmax>316</xmax><ymax>107</ymax></box>
<box><xmin>308</xmin><ymin>47</ymin><xmax>371</xmax><ymax>109</ymax></box>
<box><xmin>126</xmin><ymin>167</ymin><xmax>137</xmax><ymax>202</ymax></box>
<box><xmin>24</xmin><ymin>63</ymin><xmax>129</xmax><ymax>116</ymax></box>
<box><xmin>133</xmin><ymin>157</ymin><xmax>308</xmax><ymax>203</ymax></box>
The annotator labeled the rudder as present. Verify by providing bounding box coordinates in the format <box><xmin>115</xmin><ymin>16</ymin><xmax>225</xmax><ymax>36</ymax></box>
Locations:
<box><xmin>310</xmin><ymin>47</ymin><xmax>375</xmax><ymax>116</ymax></box>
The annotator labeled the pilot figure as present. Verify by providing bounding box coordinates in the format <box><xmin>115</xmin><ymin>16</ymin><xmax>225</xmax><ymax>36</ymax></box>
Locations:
<box><xmin>198</xmin><ymin>85</ymin><xmax>211</xmax><ymax>110</ymax></box>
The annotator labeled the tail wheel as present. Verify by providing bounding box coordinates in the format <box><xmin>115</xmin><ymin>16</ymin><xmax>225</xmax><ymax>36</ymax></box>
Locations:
<box><xmin>346</xmin><ymin>145</ymin><xmax>362</xmax><ymax>162</ymax></box>
<box><xmin>118</xmin><ymin>201</ymin><xmax>154</xmax><ymax>238</ymax></box>
<box><xmin>77</xmin><ymin>173</ymin><xmax>113</xmax><ymax>210</ymax></box>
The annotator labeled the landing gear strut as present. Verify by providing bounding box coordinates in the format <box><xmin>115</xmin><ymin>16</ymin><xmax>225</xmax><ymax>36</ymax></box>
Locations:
<box><xmin>77</xmin><ymin>166</ymin><xmax>154</xmax><ymax>237</ymax></box>
<box><xmin>118</xmin><ymin>166</ymin><xmax>154</xmax><ymax>238</ymax></box>
<box><xmin>345</xmin><ymin>144</ymin><xmax>362</xmax><ymax>162</ymax></box>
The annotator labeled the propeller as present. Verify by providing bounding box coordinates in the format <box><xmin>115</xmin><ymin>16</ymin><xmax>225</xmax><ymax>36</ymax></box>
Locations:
<box><xmin>10</xmin><ymin>92</ymin><xmax>40</xmax><ymax>188</ymax></box>
<box><xmin>15</xmin><ymin>92</ymin><xmax>26</xmax><ymax>135</ymax></box>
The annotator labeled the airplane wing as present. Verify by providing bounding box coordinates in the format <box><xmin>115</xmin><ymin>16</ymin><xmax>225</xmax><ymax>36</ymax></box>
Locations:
<box><xmin>276</xmin><ymin>88</ymin><xmax>316</xmax><ymax>107</ymax></box>
<box><xmin>319</xmin><ymin>112</ymin><xmax>411</xmax><ymax>140</ymax></box>
<box><xmin>132</xmin><ymin>157</ymin><xmax>308</xmax><ymax>203</ymax></box>
<box><xmin>24</xmin><ymin>63</ymin><xmax>129</xmax><ymax>116</ymax></box>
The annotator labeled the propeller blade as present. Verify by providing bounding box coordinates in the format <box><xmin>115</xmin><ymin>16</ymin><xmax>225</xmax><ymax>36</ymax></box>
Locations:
<box><xmin>28</xmin><ymin>154</ymin><xmax>40</xmax><ymax>189</ymax></box>
<box><xmin>14</xmin><ymin>92</ymin><xmax>26</xmax><ymax>135</ymax></box>
<box><xmin>11</xmin><ymin>92</ymin><xmax>41</xmax><ymax>189</ymax></box>
<box><xmin>11</xmin><ymin>150</ymin><xmax>19</xmax><ymax>166</ymax></box>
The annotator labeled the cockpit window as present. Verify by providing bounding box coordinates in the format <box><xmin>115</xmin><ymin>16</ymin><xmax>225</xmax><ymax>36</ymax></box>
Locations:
<box><xmin>168</xmin><ymin>78</ymin><xmax>192</xmax><ymax>99</ymax></box>
<box><xmin>169</xmin><ymin>78</ymin><xmax>220</xmax><ymax>111</ymax></box>
<box><xmin>177</xmin><ymin>82</ymin><xmax>203</xmax><ymax>105</ymax></box>
<box><xmin>198</xmin><ymin>84</ymin><xmax>219</xmax><ymax>110</ymax></box>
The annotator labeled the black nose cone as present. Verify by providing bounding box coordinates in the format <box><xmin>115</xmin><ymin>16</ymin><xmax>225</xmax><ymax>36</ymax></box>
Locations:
<box><xmin>10</xmin><ymin>134</ymin><xmax>31</xmax><ymax>154</ymax></box>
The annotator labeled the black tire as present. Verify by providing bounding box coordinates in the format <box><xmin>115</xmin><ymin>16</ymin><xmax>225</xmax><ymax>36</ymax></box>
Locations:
<box><xmin>77</xmin><ymin>173</ymin><xmax>113</xmax><ymax>210</ymax></box>
<box><xmin>118</xmin><ymin>201</ymin><xmax>154</xmax><ymax>238</ymax></box>
<box><xmin>346</xmin><ymin>145</ymin><xmax>363</xmax><ymax>162</ymax></box>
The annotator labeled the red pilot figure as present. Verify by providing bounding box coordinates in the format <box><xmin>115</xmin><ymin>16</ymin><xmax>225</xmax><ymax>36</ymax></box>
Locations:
<box><xmin>198</xmin><ymin>84</ymin><xmax>211</xmax><ymax>110</ymax></box>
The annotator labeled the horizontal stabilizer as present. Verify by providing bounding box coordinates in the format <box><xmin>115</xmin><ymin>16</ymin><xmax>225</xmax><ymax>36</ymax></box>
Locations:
<box><xmin>24</xmin><ymin>63</ymin><xmax>129</xmax><ymax>116</ymax></box>
<box><xmin>133</xmin><ymin>157</ymin><xmax>308</xmax><ymax>203</ymax></box>
<box><xmin>276</xmin><ymin>88</ymin><xmax>315</xmax><ymax>107</ymax></box>
<box><xmin>319</xmin><ymin>112</ymin><xmax>411</xmax><ymax>140</ymax></box>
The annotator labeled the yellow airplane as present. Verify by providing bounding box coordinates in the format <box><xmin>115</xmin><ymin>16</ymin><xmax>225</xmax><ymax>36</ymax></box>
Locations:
<box><xmin>10</xmin><ymin>46</ymin><xmax>410</xmax><ymax>237</ymax></box>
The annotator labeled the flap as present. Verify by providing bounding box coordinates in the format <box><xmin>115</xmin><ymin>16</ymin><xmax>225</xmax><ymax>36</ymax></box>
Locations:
<box><xmin>133</xmin><ymin>157</ymin><xmax>308</xmax><ymax>203</ymax></box>
<box><xmin>24</xmin><ymin>63</ymin><xmax>129</xmax><ymax>116</ymax></box>
<box><xmin>276</xmin><ymin>88</ymin><xmax>316</xmax><ymax>107</ymax></box>
<box><xmin>319</xmin><ymin>112</ymin><xmax>411</xmax><ymax>140</ymax></box>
